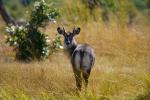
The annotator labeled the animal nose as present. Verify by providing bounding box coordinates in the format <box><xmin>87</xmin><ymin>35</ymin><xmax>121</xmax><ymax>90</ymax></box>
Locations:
<box><xmin>66</xmin><ymin>41</ymin><xmax>70</xmax><ymax>45</ymax></box>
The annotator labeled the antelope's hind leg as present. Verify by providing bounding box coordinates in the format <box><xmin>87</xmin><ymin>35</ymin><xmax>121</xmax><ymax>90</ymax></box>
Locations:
<box><xmin>82</xmin><ymin>68</ymin><xmax>91</xmax><ymax>89</ymax></box>
<box><xmin>74</xmin><ymin>70</ymin><xmax>82</xmax><ymax>91</ymax></box>
<box><xmin>72</xmin><ymin>51</ymin><xmax>83</xmax><ymax>90</ymax></box>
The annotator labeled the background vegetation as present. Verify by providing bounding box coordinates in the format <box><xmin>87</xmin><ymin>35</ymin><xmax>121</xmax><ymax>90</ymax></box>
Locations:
<box><xmin>0</xmin><ymin>0</ymin><xmax>150</xmax><ymax>99</ymax></box>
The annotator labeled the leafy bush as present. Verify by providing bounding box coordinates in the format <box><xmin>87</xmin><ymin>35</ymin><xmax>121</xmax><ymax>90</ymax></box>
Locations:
<box><xmin>5</xmin><ymin>0</ymin><xmax>62</xmax><ymax>61</ymax></box>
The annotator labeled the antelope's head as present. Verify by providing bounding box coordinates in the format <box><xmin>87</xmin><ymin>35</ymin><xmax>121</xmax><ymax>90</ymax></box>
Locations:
<box><xmin>57</xmin><ymin>27</ymin><xmax>80</xmax><ymax>48</ymax></box>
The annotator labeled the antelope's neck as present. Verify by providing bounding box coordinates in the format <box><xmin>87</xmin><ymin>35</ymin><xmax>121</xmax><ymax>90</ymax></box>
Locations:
<box><xmin>68</xmin><ymin>44</ymin><xmax>77</xmax><ymax>56</ymax></box>
<box><xmin>66</xmin><ymin>40</ymin><xmax>77</xmax><ymax>56</ymax></box>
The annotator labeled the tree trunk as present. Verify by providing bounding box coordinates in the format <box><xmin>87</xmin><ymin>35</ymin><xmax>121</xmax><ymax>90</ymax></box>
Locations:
<box><xmin>0</xmin><ymin>0</ymin><xmax>16</xmax><ymax>25</ymax></box>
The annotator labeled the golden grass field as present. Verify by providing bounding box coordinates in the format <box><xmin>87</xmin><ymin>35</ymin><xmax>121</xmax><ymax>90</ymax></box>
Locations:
<box><xmin>0</xmin><ymin>0</ymin><xmax>150</xmax><ymax>99</ymax></box>
<box><xmin>0</xmin><ymin>19</ymin><xmax>150</xmax><ymax>99</ymax></box>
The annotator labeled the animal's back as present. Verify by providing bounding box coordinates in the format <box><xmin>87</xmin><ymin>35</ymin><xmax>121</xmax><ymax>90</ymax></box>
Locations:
<box><xmin>71</xmin><ymin>44</ymin><xmax>95</xmax><ymax>71</ymax></box>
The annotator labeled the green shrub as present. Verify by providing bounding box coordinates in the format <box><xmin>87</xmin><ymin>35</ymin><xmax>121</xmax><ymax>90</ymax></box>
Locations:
<box><xmin>5</xmin><ymin>0</ymin><xmax>62</xmax><ymax>61</ymax></box>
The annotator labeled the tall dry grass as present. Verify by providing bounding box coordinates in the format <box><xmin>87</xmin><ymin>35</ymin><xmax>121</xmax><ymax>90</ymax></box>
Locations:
<box><xmin>0</xmin><ymin>0</ymin><xmax>150</xmax><ymax>99</ymax></box>
<box><xmin>0</xmin><ymin>20</ymin><xmax>150</xmax><ymax>99</ymax></box>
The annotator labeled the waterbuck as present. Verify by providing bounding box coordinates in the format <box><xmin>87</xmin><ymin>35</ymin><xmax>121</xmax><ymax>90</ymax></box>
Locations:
<box><xmin>57</xmin><ymin>27</ymin><xmax>95</xmax><ymax>90</ymax></box>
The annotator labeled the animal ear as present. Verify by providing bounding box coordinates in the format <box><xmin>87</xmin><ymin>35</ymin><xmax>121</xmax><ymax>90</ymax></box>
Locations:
<box><xmin>73</xmin><ymin>27</ymin><xmax>80</xmax><ymax>35</ymax></box>
<box><xmin>57</xmin><ymin>27</ymin><xmax>65</xmax><ymax>35</ymax></box>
